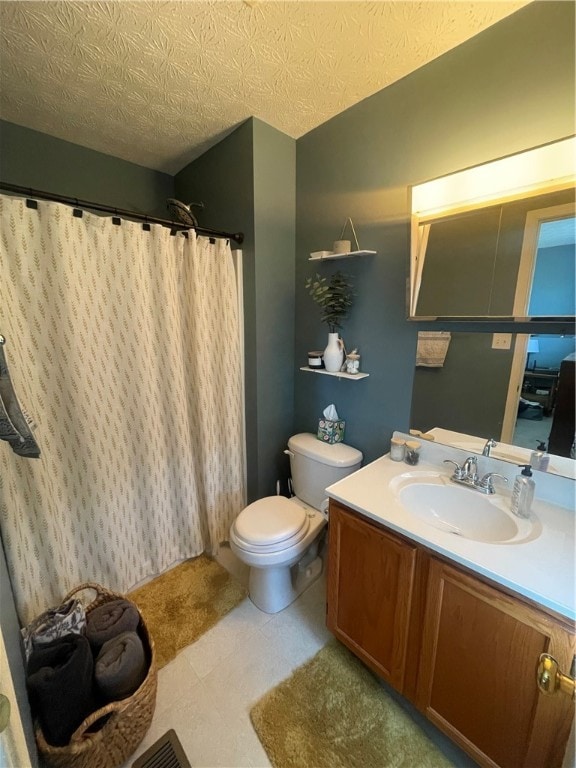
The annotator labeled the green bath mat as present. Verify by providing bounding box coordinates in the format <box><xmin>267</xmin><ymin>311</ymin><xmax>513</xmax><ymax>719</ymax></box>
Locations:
<box><xmin>130</xmin><ymin>554</ymin><xmax>247</xmax><ymax>669</ymax></box>
<box><xmin>250</xmin><ymin>640</ymin><xmax>454</xmax><ymax>768</ymax></box>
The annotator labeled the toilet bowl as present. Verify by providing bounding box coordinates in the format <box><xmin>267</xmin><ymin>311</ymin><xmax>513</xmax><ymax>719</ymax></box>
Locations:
<box><xmin>229</xmin><ymin>433</ymin><xmax>362</xmax><ymax>613</ymax></box>
<box><xmin>229</xmin><ymin>495</ymin><xmax>327</xmax><ymax>613</ymax></box>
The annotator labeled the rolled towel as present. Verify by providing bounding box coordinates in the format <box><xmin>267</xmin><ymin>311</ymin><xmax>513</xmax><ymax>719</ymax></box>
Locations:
<box><xmin>26</xmin><ymin>634</ymin><xmax>96</xmax><ymax>747</ymax></box>
<box><xmin>95</xmin><ymin>630</ymin><xmax>147</xmax><ymax>702</ymax></box>
<box><xmin>85</xmin><ymin>598</ymin><xmax>140</xmax><ymax>651</ymax></box>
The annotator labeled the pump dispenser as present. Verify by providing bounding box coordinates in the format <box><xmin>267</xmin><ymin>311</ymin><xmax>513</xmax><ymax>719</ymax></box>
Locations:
<box><xmin>530</xmin><ymin>441</ymin><xmax>550</xmax><ymax>471</ymax></box>
<box><xmin>510</xmin><ymin>465</ymin><xmax>535</xmax><ymax>519</ymax></box>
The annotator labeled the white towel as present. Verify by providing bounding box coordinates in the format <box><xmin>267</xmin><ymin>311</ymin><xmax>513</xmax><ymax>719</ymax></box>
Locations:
<box><xmin>416</xmin><ymin>331</ymin><xmax>451</xmax><ymax>368</ymax></box>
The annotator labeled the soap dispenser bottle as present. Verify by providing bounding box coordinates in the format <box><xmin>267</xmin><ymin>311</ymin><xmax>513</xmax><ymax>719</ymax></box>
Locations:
<box><xmin>530</xmin><ymin>441</ymin><xmax>550</xmax><ymax>471</ymax></box>
<box><xmin>510</xmin><ymin>464</ymin><xmax>535</xmax><ymax>519</ymax></box>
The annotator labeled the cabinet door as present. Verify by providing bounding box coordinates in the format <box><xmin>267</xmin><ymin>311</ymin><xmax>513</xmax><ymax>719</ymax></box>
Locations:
<box><xmin>417</xmin><ymin>558</ymin><xmax>575</xmax><ymax>768</ymax></box>
<box><xmin>326</xmin><ymin>502</ymin><xmax>417</xmax><ymax>691</ymax></box>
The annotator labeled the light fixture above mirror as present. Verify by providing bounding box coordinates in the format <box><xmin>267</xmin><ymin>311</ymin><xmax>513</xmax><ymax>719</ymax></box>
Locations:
<box><xmin>409</xmin><ymin>136</ymin><xmax>576</xmax><ymax>321</ymax></box>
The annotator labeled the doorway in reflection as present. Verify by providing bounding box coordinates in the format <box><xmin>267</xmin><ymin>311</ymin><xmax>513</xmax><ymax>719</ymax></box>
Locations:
<box><xmin>513</xmin><ymin>334</ymin><xmax>575</xmax><ymax>454</ymax></box>
<box><xmin>528</xmin><ymin>216</ymin><xmax>575</xmax><ymax>316</ymax></box>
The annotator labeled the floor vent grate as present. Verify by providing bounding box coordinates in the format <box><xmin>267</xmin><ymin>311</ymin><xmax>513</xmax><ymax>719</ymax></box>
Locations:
<box><xmin>132</xmin><ymin>729</ymin><xmax>191</xmax><ymax>768</ymax></box>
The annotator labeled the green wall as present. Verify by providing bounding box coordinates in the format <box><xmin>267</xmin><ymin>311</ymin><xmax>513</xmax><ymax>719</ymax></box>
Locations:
<box><xmin>1</xmin><ymin>1</ymin><xmax>574</xmax><ymax>492</ymax></box>
<box><xmin>0</xmin><ymin>116</ymin><xmax>297</xmax><ymax>502</ymax></box>
<box><xmin>252</xmin><ymin>121</ymin><xmax>296</xmax><ymax>497</ymax></box>
<box><xmin>295</xmin><ymin>0</ymin><xmax>575</xmax><ymax>465</ymax></box>
<box><xmin>176</xmin><ymin>121</ymin><xmax>257</xmax><ymax>498</ymax></box>
<box><xmin>175</xmin><ymin>119</ymin><xmax>296</xmax><ymax>500</ymax></box>
<box><xmin>0</xmin><ymin>120</ymin><xmax>173</xmax><ymax>218</ymax></box>
<box><xmin>411</xmin><ymin>334</ymin><xmax>514</xmax><ymax>439</ymax></box>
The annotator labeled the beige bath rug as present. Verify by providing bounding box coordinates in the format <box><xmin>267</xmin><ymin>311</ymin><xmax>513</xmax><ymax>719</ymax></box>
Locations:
<box><xmin>250</xmin><ymin>640</ymin><xmax>454</xmax><ymax>768</ymax></box>
<box><xmin>130</xmin><ymin>554</ymin><xmax>246</xmax><ymax>669</ymax></box>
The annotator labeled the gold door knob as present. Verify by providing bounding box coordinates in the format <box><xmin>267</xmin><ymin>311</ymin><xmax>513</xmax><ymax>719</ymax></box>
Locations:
<box><xmin>0</xmin><ymin>694</ymin><xmax>10</xmax><ymax>733</ymax></box>
<box><xmin>537</xmin><ymin>653</ymin><xmax>576</xmax><ymax>699</ymax></box>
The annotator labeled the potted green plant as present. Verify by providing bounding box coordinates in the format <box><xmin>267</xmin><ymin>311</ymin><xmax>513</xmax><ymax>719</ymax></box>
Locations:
<box><xmin>306</xmin><ymin>271</ymin><xmax>354</xmax><ymax>371</ymax></box>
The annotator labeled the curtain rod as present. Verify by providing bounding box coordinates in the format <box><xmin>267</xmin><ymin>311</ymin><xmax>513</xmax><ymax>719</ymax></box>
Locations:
<box><xmin>0</xmin><ymin>181</ymin><xmax>244</xmax><ymax>245</ymax></box>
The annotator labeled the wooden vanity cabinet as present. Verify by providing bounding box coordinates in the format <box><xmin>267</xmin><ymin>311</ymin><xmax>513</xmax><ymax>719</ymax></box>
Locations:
<box><xmin>417</xmin><ymin>558</ymin><xmax>575</xmax><ymax>768</ymax></box>
<box><xmin>327</xmin><ymin>501</ymin><xmax>576</xmax><ymax>768</ymax></box>
<box><xmin>326</xmin><ymin>501</ymin><xmax>421</xmax><ymax>692</ymax></box>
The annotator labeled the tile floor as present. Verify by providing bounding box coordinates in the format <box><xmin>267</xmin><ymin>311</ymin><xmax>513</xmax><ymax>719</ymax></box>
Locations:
<box><xmin>513</xmin><ymin>413</ymin><xmax>553</xmax><ymax>451</ymax></box>
<box><xmin>125</xmin><ymin>545</ymin><xmax>477</xmax><ymax>768</ymax></box>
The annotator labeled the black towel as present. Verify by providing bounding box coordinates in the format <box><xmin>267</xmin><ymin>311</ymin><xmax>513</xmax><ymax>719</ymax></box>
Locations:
<box><xmin>94</xmin><ymin>630</ymin><xmax>147</xmax><ymax>702</ymax></box>
<box><xmin>26</xmin><ymin>634</ymin><xmax>96</xmax><ymax>747</ymax></box>
<box><xmin>85</xmin><ymin>598</ymin><xmax>140</xmax><ymax>651</ymax></box>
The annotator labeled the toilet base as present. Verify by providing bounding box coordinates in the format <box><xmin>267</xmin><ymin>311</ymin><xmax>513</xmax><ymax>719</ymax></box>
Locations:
<box><xmin>248</xmin><ymin>555</ymin><xmax>323</xmax><ymax>613</ymax></box>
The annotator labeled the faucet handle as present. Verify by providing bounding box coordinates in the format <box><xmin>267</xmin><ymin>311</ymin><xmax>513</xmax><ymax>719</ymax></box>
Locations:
<box><xmin>478</xmin><ymin>472</ymin><xmax>508</xmax><ymax>494</ymax></box>
<box><xmin>443</xmin><ymin>459</ymin><xmax>466</xmax><ymax>480</ymax></box>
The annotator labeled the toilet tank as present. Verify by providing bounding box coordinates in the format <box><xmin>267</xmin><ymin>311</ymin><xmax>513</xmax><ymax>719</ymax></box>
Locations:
<box><xmin>287</xmin><ymin>433</ymin><xmax>363</xmax><ymax>511</ymax></box>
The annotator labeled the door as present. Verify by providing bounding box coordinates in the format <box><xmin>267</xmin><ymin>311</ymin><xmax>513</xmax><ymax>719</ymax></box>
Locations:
<box><xmin>326</xmin><ymin>502</ymin><xmax>417</xmax><ymax>692</ymax></box>
<box><xmin>0</xmin><ymin>624</ymin><xmax>35</xmax><ymax>768</ymax></box>
<box><xmin>0</xmin><ymin>539</ymin><xmax>37</xmax><ymax>768</ymax></box>
<box><xmin>417</xmin><ymin>558</ymin><xmax>575</xmax><ymax>768</ymax></box>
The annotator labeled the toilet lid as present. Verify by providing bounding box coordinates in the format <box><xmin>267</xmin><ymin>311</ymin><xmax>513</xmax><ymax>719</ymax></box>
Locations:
<box><xmin>234</xmin><ymin>497</ymin><xmax>307</xmax><ymax>546</ymax></box>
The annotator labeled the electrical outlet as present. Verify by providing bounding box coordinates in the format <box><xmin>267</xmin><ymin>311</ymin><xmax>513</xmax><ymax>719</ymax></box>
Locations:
<box><xmin>492</xmin><ymin>333</ymin><xmax>512</xmax><ymax>350</ymax></box>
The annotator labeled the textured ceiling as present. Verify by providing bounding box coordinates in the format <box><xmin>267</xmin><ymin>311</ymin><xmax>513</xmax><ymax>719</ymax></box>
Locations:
<box><xmin>0</xmin><ymin>1</ymin><xmax>531</xmax><ymax>174</ymax></box>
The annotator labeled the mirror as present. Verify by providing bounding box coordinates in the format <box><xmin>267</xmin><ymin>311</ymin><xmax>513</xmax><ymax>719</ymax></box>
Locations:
<box><xmin>410</xmin><ymin>332</ymin><xmax>576</xmax><ymax>479</ymax></box>
<box><xmin>409</xmin><ymin>137</ymin><xmax>576</xmax><ymax>320</ymax></box>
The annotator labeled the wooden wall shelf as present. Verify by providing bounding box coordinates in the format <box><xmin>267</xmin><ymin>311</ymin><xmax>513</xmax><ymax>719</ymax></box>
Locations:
<box><xmin>300</xmin><ymin>366</ymin><xmax>369</xmax><ymax>380</ymax></box>
<box><xmin>309</xmin><ymin>250</ymin><xmax>377</xmax><ymax>261</ymax></box>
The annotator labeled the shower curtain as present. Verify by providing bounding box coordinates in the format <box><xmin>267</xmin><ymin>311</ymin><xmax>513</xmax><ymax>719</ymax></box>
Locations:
<box><xmin>0</xmin><ymin>195</ymin><xmax>246</xmax><ymax>624</ymax></box>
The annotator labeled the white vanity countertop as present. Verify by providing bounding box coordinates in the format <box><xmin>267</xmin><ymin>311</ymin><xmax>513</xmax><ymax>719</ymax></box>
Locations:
<box><xmin>326</xmin><ymin>453</ymin><xmax>575</xmax><ymax>622</ymax></box>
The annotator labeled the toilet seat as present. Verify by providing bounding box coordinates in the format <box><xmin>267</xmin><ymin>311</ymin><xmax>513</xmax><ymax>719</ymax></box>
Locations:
<box><xmin>232</xmin><ymin>497</ymin><xmax>309</xmax><ymax>554</ymax></box>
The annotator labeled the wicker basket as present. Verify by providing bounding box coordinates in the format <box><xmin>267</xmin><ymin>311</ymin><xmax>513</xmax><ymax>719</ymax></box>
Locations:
<box><xmin>34</xmin><ymin>582</ymin><xmax>157</xmax><ymax>768</ymax></box>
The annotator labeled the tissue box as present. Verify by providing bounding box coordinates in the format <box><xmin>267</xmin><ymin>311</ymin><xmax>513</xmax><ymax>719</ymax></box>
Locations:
<box><xmin>317</xmin><ymin>418</ymin><xmax>345</xmax><ymax>444</ymax></box>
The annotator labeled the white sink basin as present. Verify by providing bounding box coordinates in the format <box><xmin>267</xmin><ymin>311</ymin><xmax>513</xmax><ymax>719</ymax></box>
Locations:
<box><xmin>390</xmin><ymin>472</ymin><xmax>540</xmax><ymax>544</ymax></box>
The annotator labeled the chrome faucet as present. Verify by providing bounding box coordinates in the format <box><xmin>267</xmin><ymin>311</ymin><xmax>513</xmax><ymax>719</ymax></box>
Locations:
<box><xmin>482</xmin><ymin>438</ymin><xmax>497</xmax><ymax>456</ymax></box>
<box><xmin>463</xmin><ymin>455</ymin><xmax>478</xmax><ymax>482</ymax></box>
<box><xmin>443</xmin><ymin>457</ymin><xmax>508</xmax><ymax>495</ymax></box>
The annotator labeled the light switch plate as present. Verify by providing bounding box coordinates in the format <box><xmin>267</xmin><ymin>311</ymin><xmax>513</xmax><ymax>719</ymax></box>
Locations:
<box><xmin>492</xmin><ymin>333</ymin><xmax>512</xmax><ymax>350</ymax></box>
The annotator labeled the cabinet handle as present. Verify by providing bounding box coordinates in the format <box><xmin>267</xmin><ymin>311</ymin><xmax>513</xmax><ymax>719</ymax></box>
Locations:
<box><xmin>537</xmin><ymin>653</ymin><xmax>576</xmax><ymax>699</ymax></box>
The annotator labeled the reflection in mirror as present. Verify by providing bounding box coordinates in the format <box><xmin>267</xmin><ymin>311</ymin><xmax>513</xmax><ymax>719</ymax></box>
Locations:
<box><xmin>410</xmin><ymin>333</ymin><xmax>576</xmax><ymax>479</ymax></box>
<box><xmin>409</xmin><ymin>137</ymin><xmax>576</xmax><ymax>320</ymax></box>
<box><xmin>426</xmin><ymin>428</ymin><xmax>575</xmax><ymax>480</ymax></box>
<box><xmin>514</xmin><ymin>203</ymin><xmax>575</xmax><ymax>317</ymax></box>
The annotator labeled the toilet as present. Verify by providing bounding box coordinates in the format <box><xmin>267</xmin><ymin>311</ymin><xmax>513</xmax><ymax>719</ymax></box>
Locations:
<box><xmin>229</xmin><ymin>433</ymin><xmax>362</xmax><ymax>613</ymax></box>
